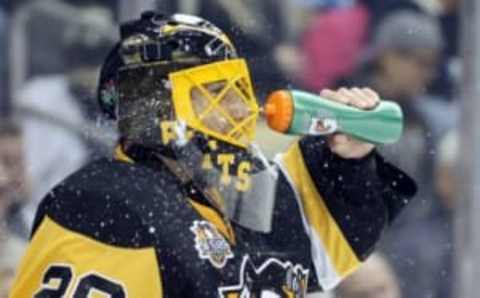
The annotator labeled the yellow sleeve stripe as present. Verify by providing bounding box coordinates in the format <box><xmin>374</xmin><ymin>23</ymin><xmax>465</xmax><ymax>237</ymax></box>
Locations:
<box><xmin>10</xmin><ymin>217</ymin><xmax>163</xmax><ymax>298</ymax></box>
<box><xmin>278</xmin><ymin>142</ymin><xmax>361</xmax><ymax>289</ymax></box>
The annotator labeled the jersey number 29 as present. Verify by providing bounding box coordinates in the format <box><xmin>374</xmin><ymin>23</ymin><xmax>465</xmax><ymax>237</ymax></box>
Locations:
<box><xmin>34</xmin><ymin>264</ymin><xmax>126</xmax><ymax>297</ymax></box>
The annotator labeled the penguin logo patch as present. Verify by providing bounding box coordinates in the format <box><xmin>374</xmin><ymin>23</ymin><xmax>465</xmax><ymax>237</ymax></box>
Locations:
<box><xmin>190</xmin><ymin>220</ymin><xmax>234</xmax><ymax>268</ymax></box>
<box><xmin>218</xmin><ymin>255</ymin><xmax>309</xmax><ymax>298</ymax></box>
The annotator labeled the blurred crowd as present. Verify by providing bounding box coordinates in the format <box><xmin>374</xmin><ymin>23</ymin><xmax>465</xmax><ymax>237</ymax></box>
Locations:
<box><xmin>0</xmin><ymin>0</ymin><xmax>462</xmax><ymax>297</ymax></box>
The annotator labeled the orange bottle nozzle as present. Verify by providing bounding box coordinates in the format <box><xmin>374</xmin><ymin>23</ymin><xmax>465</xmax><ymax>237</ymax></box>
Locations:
<box><xmin>264</xmin><ymin>90</ymin><xmax>294</xmax><ymax>133</ymax></box>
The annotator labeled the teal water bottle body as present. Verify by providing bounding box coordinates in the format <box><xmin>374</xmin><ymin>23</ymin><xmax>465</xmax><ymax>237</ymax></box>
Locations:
<box><xmin>287</xmin><ymin>90</ymin><xmax>403</xmax><ymax>144</ymax></box>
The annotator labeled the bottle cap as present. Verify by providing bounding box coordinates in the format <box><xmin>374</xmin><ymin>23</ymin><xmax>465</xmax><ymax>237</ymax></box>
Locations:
<box><xmin>264</xmin><ymin>90</ymin><xmax>294</xmax><ymax>133</ymax></box>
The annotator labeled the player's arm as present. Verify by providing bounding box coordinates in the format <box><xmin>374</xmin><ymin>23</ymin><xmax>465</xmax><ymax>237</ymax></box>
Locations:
<box><xmin>277</xmin><ymin>87</ymin><xmax>416</xmax><ymax>291</ymax></box>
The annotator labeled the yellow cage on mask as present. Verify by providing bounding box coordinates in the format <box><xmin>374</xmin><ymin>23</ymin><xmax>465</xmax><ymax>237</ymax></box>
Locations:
<box><xmin>170</xmin><ymin>59</ymin><xmax>260</xmax><ymax>149</ymax></box>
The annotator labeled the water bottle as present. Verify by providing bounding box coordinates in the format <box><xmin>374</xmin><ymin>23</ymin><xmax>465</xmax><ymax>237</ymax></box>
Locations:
<box><xmin>264</xmin><ymin>89</ymin><xmax>403</xmax><ymax>144</ymax></box>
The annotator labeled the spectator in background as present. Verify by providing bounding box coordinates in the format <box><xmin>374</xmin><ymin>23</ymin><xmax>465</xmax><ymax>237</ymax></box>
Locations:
<box><xmin>359</xmin><ymin>0</ymin><xmax>461</xmax><ymax>99</ymax></box>
<box><xmin>0</xmin><ymin>120</ymin><xmax>29</xmax><ymax>234</ymax></box>
<box><xmin>61</xmin><ymin>5</ymin><xmax>117</xmax><ymax>121</ymax></box>
<box><xmin>380</xmin><ymin>130</ymin><xmax>458</xmax><ymax>298</ymax></box>
<box><xmin>360</xmin><ymin>0</ymin><xmax>438</xmax><ymax>27</ymax></box>
<box><xmin>335</xmin><ymin>253</ymin><xmax>401</xmax><ymax>298</ymax></box>
<box><xmin>435</xmin><ymin>130</ymin><xmax>459</xmax><ymax>215</ymax></box>
<box><xmin>299</xmin><ymin>0</ymin><xmax>371</xmax><ymax>91</ymax></box>
<box><xmin>12</xmin><ymin>0</ymin><xmax>79</xmax><ymax>80</ymax></box>
<box><xmin>1</xmin><ymin>0</ymin><xmax>29</xmax><ymax>12</ymax></box>
<box><xmin>0</xmin><ymin>5</ymin><xmax>8</xmax><ymax>113</ymax></box>
<box><xmin>428</xmin><ymin>130</ymin><xmax>459</xmax><ymax>298</ymax></box>
<box><xmin>0</xmin><ymin>231</ymin><xmax>24</xmax><ymax>298</ymax></box>
<box><xmin>10</xmin><ymin>0</ymin><xmax>116</xmax><ymax>89</ymax></box>
<box><xmin>0</xmin><ymin>119</ymin><xmax>28</xmax><ymax>297</ymax></box>
<box><xmin>432</xmin><ymin>0</ymin><xmax>461</xmax><ymax>98</ymax></box>
<box><xmin>339</xmin><ymin>10</ymin><xmax>457</xmax><ymax>298</ymax></box>
<box><xmin>14</xmin><ymin>3</ymin><xmax>117</xmax><ymax>233</ymax></box>
<box><xmin>62</xmin><ymin>0</ymin><xmax>117</xmax><ymax>12</ymax></box>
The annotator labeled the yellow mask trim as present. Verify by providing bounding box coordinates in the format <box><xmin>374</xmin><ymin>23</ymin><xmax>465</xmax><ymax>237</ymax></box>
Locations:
<box><xmin>114</xmin><ymin>145</ymin><xmax>134</xmax><ymax>164</ymax></box>
<box><xmin>170</xmin><ymin>59</ymin><xmax>259</xmax><ymax>148</ymax></box>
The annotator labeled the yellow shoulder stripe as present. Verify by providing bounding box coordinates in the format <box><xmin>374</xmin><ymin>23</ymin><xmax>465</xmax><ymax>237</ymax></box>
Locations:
<box><xmin>10</xmin><ymin>217</ymin><xmax>163</xmax><ymax>298</ymax></box>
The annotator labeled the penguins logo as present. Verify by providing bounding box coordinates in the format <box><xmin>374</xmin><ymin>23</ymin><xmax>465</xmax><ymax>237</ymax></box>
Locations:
<box><xmin>219</xmin><ymin>255</ymin><xmax>309</xmax><ymax>298</ymax></box>
<box><xmin>190</xmin><ymin>221</ymin><xmax>234</xmax><ymax>269</ymax></box>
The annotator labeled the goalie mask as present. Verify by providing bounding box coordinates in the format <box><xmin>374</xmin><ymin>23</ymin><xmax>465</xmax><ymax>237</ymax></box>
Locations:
<box><xmin>98</xmin><ymin>11</ymin><xmax>278</xmax><ymax>233</ymax></box>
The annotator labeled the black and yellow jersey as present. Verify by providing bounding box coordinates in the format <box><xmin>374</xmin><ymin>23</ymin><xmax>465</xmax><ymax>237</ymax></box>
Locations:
<box><xmin>10</xmin><ymin>137</ymin><xmax>415</xmax><ymax>297</ymax></box>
